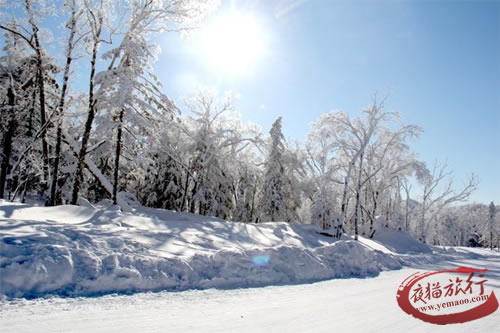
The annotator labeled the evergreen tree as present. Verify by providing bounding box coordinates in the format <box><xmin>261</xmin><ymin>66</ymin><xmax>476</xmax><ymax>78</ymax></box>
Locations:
<box><xmin>260</xmin><ymin>117</ymin><xmax>291</xmax><ymax>222</ymax></box>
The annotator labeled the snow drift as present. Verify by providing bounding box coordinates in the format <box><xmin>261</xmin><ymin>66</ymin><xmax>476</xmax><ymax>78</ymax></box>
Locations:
<box><xmin>1</xmin><ymin>200</ymin><xmax>440</xmax><ymax>298</ymax></box>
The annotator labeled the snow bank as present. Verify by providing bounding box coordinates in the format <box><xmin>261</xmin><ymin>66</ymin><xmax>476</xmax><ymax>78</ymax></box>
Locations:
<box><xmin>0</xmin><ymin>200</ymin><xmax>453</xmax><ymax>298</ymax></box>
<box><xmin>372</xmin><ymin>227</ymin><xmax>432</xmax><ymax>254</ymax></box>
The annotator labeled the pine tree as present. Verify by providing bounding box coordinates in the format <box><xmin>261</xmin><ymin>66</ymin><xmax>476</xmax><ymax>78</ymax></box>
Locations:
<box><xmin>260</xmin><ymin>117</ymin><xmax>290</xmax><ymax>222</ymax></box>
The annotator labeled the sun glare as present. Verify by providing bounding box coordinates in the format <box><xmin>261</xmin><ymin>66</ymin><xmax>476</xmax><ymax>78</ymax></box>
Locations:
<box><xmin>198</xmin><ymin>10</ymin><xmax>267</xmax><ymax>76</ymax></box>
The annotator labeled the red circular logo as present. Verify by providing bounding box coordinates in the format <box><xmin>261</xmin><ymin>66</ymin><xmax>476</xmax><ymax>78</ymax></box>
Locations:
<box><xmin>396</xmin><ymin>266</ymin><xmax>498</xmax><ymax>325</ymax></box>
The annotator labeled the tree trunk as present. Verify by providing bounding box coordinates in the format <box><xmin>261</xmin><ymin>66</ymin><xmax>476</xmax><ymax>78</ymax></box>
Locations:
<box><xmin>190</xmin><ymin>180</ymin><xmax>198</xmax><ymax>214</ymax></box>
<box><xmin>250</xmin><ymin>179</ymin><xmax>257</xmax><ymax>222</ymax></box>
<box><xmin>26</xmin><ymin>0</ymin><xmax>50</xmax><ymax>197</ymax></box>
<box><xmin>354</xmin><ymin>152</ymin><xmax>364</xmax><ymax>240</ymax></box>
<box><xmin>48</xmin><ymin>104</ymin><xmax>65</xmax><ymax>205</ymax></box>
<box><xmin>420</xmin><ymin>195</ymin><xmax>427</xmax><ymax>242</ymax></box>
<box><xmin>71</xmin><ymin>19</ymin><xmax>102</xmax><ymax>205</ymax></box>
<box><xmin>113</xmin><ymin>108</ymin><xmax>125</xmax><ymax>204</ymax></box>
<box><xmin>0</xmin><ymin>88</ymin><xmax>16</xmax><ymax>199</ymax></box>
<box><xmin>404</xmin><ymin>186</ymin><xmax>410</xmax><ymax>231</ymax></box>
<box><xmin>36</xmin><ymin>65</ymin><xmax>49</xmax><ymax>194</ymax></box>
<box><xmin>337</xmin><ymin>171</ymin><xmax>351</xmax><ymax>238</ymax></box>
<box><xmin>27</xmin><ymin>90</ymin><xmax>35</xmax><ymax>137</ymax></box>
<box><xmin>337</xmin><ymin>155</ymin><xmax>361</xmax><ymax>237</ymax></box>
<box><xmin>49</xmin><ymin>6</ymin><xmax>76</xmax><ymax>206</ymax></box>
<box><xmin>386</xmin><ymin>196</ymin><xmax>392</xmax><ymax>223</ymax></box>
<box><xmin>369</xmin><ymin>190</ymin><xmax>379</xmax><ymax>238</ymax></box>
<box><xmin>181</xmin><ymin>171</ymin><xmax>191</xmax><ymax>211</ymax></box>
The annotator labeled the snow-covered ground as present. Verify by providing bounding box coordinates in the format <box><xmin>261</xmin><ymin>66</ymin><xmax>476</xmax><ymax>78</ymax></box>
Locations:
<box><xmin>1</xmin><ymin>254</ymin><xmax>499</xmax><ymax>332</ymax></box>
<box><xmin>1</xmin><ymin>200</ymin><xmax>499</xmax><ymax>331</ymax></box>
<box><xmin>0</xmin><ymin>199</ymin><xmax>443</xmax><ymax>298</ymax></box>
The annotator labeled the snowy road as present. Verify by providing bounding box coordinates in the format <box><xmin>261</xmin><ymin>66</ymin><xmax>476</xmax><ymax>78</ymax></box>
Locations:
<box><xmin>1</xmin><ymin>254</ymin><xmax>499</xmax><ymax>333</ymax></box>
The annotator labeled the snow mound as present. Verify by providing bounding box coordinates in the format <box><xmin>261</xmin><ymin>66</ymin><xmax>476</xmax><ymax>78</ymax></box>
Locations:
<box><xmin>372</xmin><ymin>227</ymin><xmax>432</xmax><ymax>254</ymax></box>
<box><xmin>0</xmin><ymin>202</ymin><xmax>95</xmax><ymax>224</ymax></box>
<box><xmin>0</xmin><ymin>201</ymin><xmax>441</xmax><ymax>298</ymax></box>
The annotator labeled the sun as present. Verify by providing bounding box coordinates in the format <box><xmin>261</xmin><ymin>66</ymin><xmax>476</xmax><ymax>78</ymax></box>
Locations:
<box><xmin>197</xmin><ymin>10</ymin><xmax>267</xmax><ymax>76</ymax></box>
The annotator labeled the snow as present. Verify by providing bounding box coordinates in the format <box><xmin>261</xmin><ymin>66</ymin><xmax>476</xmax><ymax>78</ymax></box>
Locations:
<box><xmin>0</xmin><ymin>199</ymin><xmax>492</xmax><ymax>300</ymax></box>
<box><xmin>1</xmin><ymin>254</ymin><xmax>499</xmax><ymax>332</ymax></box>
<box><xmin>1</xmin><ymin>200</ymin><xmax>500</xmax><ymax>331</ymax></box>
<box><xmin>0</xmin><ymin>203</ymin><xmax>95</xmax><ymax>224</ymax></box>
<box><xmin>0</xmin><ymin>200</ymin><xmax>394</xmax><ymax>298</ymax></box>
<box><xmin>372</xmin><ymin>227</ymin><xmax>433</xmax><ymax>254</ymax></box>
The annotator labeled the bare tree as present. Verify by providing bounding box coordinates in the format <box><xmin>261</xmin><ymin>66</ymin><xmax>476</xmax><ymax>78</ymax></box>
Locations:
<box><xmin>416</xmin><ymin>161</ymin><xmax>478</xmax><ymax>242</ymax></box>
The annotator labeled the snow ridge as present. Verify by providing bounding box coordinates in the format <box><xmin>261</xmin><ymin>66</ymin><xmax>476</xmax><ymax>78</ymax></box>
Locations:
<box><xmin>0</xmin><ymin>201</ymin><xmax>474</xmax><ymax>299</ymax></box>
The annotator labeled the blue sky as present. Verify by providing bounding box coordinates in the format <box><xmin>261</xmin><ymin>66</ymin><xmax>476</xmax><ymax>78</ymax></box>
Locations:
<box><xmin>1</xmin><ymin>0</ymin><xmax>498</xmax><ymax>204</ymax></box>
<box><xmin>154</xmin><ymin>0</ymin><xmax>500</xmax><ymax>204</ymax></box>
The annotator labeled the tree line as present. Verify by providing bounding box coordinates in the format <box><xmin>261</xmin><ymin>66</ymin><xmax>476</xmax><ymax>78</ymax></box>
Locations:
<box><xmin>0</xmin><ymin>0</ymin><xmax>497</xmax><ymax>247</ymax></box>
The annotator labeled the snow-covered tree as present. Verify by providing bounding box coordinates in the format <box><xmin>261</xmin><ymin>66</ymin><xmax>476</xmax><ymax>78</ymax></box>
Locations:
<box><xmin>70</xmin><ymin>0</ymin><xmax>110</xmax><ymax>204</ymax></box>
<box><xmin>70</xmin><ymin>0</ymin><xmax>218</xmax><ymax>205</ymax></box>
<box><xmin>304</xmin><ymin>97</ymin><xmax>421</xmax><ymax>239</ymax></box>
<box><xmin>0</xmin><ymin>30</ymin><xmax>28</xmax><ymax>199</ymax></box>
<box><xmin>233</xmin><ymin>160</ymin><xmax>261</xmax><ymax>222</ymax></box>
<box><xmin>305</xmin><ymin>116</ymin><xmax>341</xmax><ymax>229</ymax></box>
<box><xmin>0</xmin><ymin>1</ymin><xmax>62</xmax><ymax>201</ymax></box>
<box><xmin>0</xmin><ymin>17</ymin><xmax>60</xmax><ymax>201</ymax></box>
<box><xmin>487</xmin><ymin>201</ymin><xmax>496</xmax><ymax>249</ymax></box>
<box><xmin>356</xmin><ymin>123</ymin><xmax>421</xmax><ymax>238</ymax></box>
<box><xmin>48</xmin><ymin>0</ymin><xmax>84</xmax><ymax>205</ymax></box>
<box><xmin>310</xmin><ymin>185</ymin><xmax>337</xmax><ymax>230</ymax></box>
<box><xmin>178</xmin><ymin>90</ymin><xmax>258</xmax><ymax>219</ymax></box>
<box><xmin>313</xmin><ymin>99</ymin><xmax>395</xmax><ymax>237</ymax></box>
<box><xmin>414</xmin><ymin>161</ymin><xmax>478</xmax><ymax>243</ymax></box>
<box><xmin>260</xmin><ymin>117</ymin><xmax>300</xmax><ymax>222</ymax></box>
